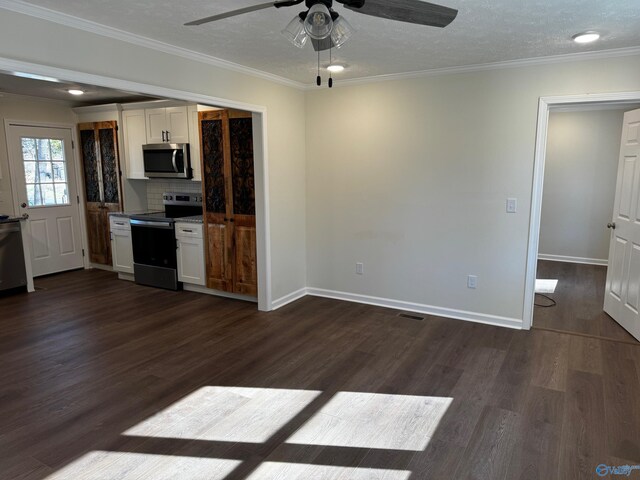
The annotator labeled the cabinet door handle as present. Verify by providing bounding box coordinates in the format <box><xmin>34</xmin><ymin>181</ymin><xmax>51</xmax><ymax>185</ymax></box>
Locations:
<box><xmin>167</xmin><ymin>130</ymin><xmax>171</xmax><ymax>142</ymax></box>
<box><xmin>162</xmin><ymin>130</ymin><xmax>166</xmax><ymax>142</ymax></box>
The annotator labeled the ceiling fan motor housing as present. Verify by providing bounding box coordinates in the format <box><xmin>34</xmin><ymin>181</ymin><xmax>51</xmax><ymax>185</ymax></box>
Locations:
<box><xmin>306</xmin><ymin>0</ymin><xmax>334</xmax><ymax>8</ymax></box>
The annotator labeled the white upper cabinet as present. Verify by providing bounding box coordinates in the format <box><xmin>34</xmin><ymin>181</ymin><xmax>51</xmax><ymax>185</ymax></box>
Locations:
<box><xmin>122</xmin><ymin>109</ymin><xmax>148</xmax><ymax>180</ymax></box>
<box><xmin>146</xmin><ymin>106</ymin><xmax>189</xmax><ymax>144</ymax></box>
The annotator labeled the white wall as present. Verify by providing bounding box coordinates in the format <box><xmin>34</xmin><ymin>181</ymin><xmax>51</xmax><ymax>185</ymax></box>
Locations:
<box><xmin>539</xmin><ymin>109</ymin><xmax>624</xmax><ymax>263</ymax></box>
<box><xmin>306</xmin><ymin>55</ymin><xmax>640</xmax><ymax>325</ymax></box>
<box><xmin>0</xmin><ymin>9</ymin><xmax>307</xmax><ymax>304</ymax></box>
<box><xmin>0</xmin><ymin>94</ymin><xmax>77</xmax><ymax>215</ymax></box>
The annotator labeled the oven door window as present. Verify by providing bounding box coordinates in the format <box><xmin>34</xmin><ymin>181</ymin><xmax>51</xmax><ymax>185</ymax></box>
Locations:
<box><xmin>132</xmin><ymin>224</ymin><xmax>177</xmax><ymax>269</ymax></box>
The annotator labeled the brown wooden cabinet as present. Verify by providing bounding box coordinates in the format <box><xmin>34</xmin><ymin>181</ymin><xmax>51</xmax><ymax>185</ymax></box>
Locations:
<box><xmin>199</xmin><ymin>109</ymin><xmax>257</xmax><ymax>296</ymax></box>
<box><xmin>78</xmin><ymin>122</ymin><xmax>123</xmax><ymax>266</ymax></box>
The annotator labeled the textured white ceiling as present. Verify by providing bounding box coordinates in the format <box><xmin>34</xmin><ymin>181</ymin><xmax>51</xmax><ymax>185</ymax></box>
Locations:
<box><xmin>0</xmin><ymin>71</ymin><xmax>155</xmax><ymax>106</ymax></box>
<box><xmin>15</xmin><ymin>0</ymin><xmax>640</xmax><ymax>84</ymax></box>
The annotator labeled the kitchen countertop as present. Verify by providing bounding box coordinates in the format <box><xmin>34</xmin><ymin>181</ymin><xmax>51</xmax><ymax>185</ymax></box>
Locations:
<box><xmin>109</xmin><ymin>211</ymin><xmax>162</xmax><ymax>219</ymax></box>
<box><xmin>175</xmin><ymin>215</ymin><xmax>203</xmax><ymax>224</ymax></box>
<box><xmin>0</xmin><ymin>215</ymin><xmax>25</xmax><ymax>224</ymax></box>
<box><xmin>108</xmin><ymin>212</ymin><xmax>203</xmax><ymax>224</ymax></box>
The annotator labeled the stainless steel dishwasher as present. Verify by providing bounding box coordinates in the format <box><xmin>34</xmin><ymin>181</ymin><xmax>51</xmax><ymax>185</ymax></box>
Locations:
<box><xmin>0</xmin><ymin>221</ymin><xmax>27</xmax><ymax>292</ymax></box>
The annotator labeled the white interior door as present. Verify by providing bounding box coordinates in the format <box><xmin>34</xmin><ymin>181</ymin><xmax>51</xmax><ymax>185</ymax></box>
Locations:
<box><xmin>604</xmin><ymin>108</ymin><xmax>640</xmax><ymax>341</ymax></box>
<box><xmin>6</xmin><ymin>125</ymin><xmax>84</xmax><ymax>277</ymax></box>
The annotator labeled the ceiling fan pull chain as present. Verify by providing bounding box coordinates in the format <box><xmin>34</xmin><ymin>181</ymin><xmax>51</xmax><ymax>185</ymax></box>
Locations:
<box><xmin>317</xmin><ymin>48</ymin><xmax>322</xmax><ymax>86</ymax></box>
<box><xmin>329</xmin><ymin>44</ymin><xmax>333</xmax><ymax>88</ymax></box>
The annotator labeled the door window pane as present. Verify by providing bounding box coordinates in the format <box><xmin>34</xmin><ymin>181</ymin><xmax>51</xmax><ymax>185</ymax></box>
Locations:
<box><xmin>41</xmin><ymin>184</ymin><xmax>56</xmax><ymax>205</ymax></box>
<box><xmin>24</xmin><ymin>162</ymin><xmax>37</xmax><ymax>182</ymax></box>
<box><xmin>52</xmin><ymin>162</ymin><xmax>66</xmax><ymax>182</ymax></box>
<box><xmin>22</xmin><ymin>139</ymin><xmax>36</xmax><ymax>160</ymax></box>
<box><xmin>37</xmin><ymin>139</ymin><xmax>51</xmax><ymax>160</ymax></box>
<box><xmin>21</xmin><ymin>137</ymin><xmax>70</xmax><ymax>207</ymax></box>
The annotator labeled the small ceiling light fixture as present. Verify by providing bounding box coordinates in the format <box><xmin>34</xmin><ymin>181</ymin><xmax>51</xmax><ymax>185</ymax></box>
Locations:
<box><xmin>67</xmin><ymin>89</ymin><xmax>85</xmax><ymax>96</ymax></box>
<box><xmin>304</xmin><ymin>3</ymin><xmax>333</xmax><ymax>40</ymax></box>
<box><xmin>572</xmin><ymin>31</ymin><xmax>600</xmax><ymax>44</ymax></box>
<box><xmin>327</xmin><ymin>64</ymin><xmax>345</xmax><ymax>73</ymax></box>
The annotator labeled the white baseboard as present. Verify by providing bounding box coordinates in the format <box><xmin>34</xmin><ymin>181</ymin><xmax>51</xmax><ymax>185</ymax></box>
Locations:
<box><xmin>305</xmin><ymin>287</ymin><xmax>523</xmax><ymax>330</ymax></box>
<box><xmin>89</xmin><ymin>263</ymin><xmax>113</xmax><ymax>272</ymax></box>
<box><xmin>183</xmin><ymin>283</ymin><xmax>258</xmax><ymax>303</ymax></box>
<box><xmin>271</xmin><ymin>288</ymin><xmax>308</xmax><ymax>310</ymax></box>
<box><xmin>117</xmin><ymin>272</ymin><xmax>135</xmax><ymax>282</ymax></box>
<box><xmin>538</xmin><ymin>253</ymin><xmax>608</xmax><ymax>266</ymax></box>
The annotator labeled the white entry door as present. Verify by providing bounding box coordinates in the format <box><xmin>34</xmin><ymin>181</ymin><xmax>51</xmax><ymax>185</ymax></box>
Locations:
<box><xmin>6</xmin><ymin>125</ymin><xmax>84</xmax><ymax>277</ymax></box>
<box><xmin>604</xmin><ymin>108</ymin><xmax>640</xmax><ymax>341</ymax></box>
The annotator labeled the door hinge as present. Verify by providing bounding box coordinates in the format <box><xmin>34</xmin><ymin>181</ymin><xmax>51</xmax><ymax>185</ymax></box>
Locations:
<box><xmin>82</xmin><ymin>249</ymin><xmax>85</xmax><ymax>257</ymax></box>
<box><xmin>77</xmin><ymin>195</ymin><xmax>80</xmax><ymax>204</ymax></box>
<box><xmin>71</xmin><ymin>140</ymin><xmax>75</xmax><ymax>149</ymax></box>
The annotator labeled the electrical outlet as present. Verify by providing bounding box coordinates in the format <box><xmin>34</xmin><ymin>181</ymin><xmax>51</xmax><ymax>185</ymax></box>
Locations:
<box><xmin>356</xmin><ymin>263</ymin><xmax>364</xmax><ymax>275</ymax></box>
<box><xmin>467</xmin><ymin>275</ymin><xmax>478</xmax><ymax>289</ymax></box>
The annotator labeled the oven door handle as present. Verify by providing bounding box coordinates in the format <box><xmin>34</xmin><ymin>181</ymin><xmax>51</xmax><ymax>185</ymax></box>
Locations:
<box><xmin>130</xmin><ymin>219</ymin><xmax>173</xmax><ymax>229</ymax></box>
<box><xmin>172</xmin><ymin>149</ymin><xmax>179</xmax><ymax>173</ymax></box>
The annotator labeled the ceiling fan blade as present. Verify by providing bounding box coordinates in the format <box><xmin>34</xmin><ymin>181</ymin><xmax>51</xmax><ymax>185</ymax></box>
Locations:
<box><xmin>185</xmin><ymin>1</ymin><xmax>291</xmax><ymax>26</ymax></box>
<box><xmin>343</xmin><ymin>0</ymin><xmax>458</xmax><ymax>28</ymax></box>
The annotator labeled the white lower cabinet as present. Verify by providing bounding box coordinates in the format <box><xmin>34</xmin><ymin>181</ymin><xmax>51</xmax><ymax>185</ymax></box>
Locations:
<box><xmin>110</xmin><ymin>217</ymin><xmax>134</xmax><ymax>275</ymax></box>
<box><xmin>176</xmin><ymin>222</ymin><xmax>205</xmax><ymax>286</ymax></box>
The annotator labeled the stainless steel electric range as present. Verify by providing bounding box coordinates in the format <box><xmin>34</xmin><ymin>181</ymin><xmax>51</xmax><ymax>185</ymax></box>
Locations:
<box><xmin>130</xmin><ymin>192</ymin><xmax>202</xmax><ymax>290</ymax></box>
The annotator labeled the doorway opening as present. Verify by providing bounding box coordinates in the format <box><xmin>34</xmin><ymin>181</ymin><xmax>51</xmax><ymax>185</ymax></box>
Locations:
<box><xmin>0</xmin><ymin>58</ymin><xmax>272</xmax><ymax>311</ymax></box>
<box><xmin>525</xmin><ymin>91</ymin><xmax>640</xmax><ymax>343</ymax></box>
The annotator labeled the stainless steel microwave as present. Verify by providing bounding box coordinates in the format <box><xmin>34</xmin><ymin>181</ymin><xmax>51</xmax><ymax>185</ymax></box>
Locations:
<box><xmin>143</xmin><ymin>143</ymin><xmax>191</xmax><ymax>179</ymax></box>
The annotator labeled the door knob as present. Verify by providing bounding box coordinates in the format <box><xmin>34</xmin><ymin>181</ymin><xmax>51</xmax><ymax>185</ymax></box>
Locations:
<box><xmin>607</xmin><ymin>222</ymin><xmax>616</xmax><ymax>230</ymax></box>
<box><xmin>21</xmin><ymin>202</ymin><xmax>27</xmax><ymax>208</ymax></box>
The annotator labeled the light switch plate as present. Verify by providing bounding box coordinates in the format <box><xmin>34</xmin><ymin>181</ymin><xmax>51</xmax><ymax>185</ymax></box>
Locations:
<box><xmin>507</xmin><ymin>198</ymin><xmax>517</xmax><ymax>213</ymax></box>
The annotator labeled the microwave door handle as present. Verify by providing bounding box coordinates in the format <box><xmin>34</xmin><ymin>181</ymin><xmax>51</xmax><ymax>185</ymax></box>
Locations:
<box><xmin>172</xmin><ymin>149</ymin><xmax>179</xmax><ymax>173</ymax></box>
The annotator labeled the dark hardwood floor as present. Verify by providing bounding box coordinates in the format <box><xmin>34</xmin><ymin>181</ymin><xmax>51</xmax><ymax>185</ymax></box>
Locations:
<box><xmin>534</xmin><ymin>260</ymin><xmax>637</xmax><ymax>342</ymax></box>
<box><xmin>1</xmin><ymin>269</ymin><xmax>639</xmax><ymax>479</ymax></box>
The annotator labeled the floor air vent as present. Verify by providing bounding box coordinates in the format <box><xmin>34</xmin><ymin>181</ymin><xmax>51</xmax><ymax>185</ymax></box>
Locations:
<box><xmin>398</xmin><ymin>313</ymin><xmax>425</xmax><ymax>321</ymax></box>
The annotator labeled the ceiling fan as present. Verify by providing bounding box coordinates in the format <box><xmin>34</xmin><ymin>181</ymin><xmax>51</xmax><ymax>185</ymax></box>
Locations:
<box><xmin>186</xmin><ymin>0</ymin><xmax>458</xmax><ymax>86</ymax></box>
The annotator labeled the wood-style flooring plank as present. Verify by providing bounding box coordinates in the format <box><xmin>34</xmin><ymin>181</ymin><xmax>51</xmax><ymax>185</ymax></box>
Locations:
<box><xmin>1</xmin><ymin>269</ymin><xmax>639</xmax><ymax>480</ymax></box>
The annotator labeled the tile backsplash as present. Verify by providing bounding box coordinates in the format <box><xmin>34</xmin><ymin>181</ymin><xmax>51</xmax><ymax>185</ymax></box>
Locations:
<box><xmin>146</xmin><ymin>179</ymin><xmax>202</xmax><ymax>211</ymax></box>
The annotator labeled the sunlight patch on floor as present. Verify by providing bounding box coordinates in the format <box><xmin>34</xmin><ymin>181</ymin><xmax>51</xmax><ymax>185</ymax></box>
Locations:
<box><xmin>286</xmin><ymin>392</ymin><xmax>453</xmax><ymax>451</ymax></box>
<box><xmin>44</xmin><ymin>451</ymin><xmax>241</xmax><ymax>480</ymax></box>
<box><xmin>124</xmin><ymin>386</ymin><xmax>321</xmax><ymax>443</ymax></box>
<box><xmin>535</xmin><ymin>279</ymin><xmax>558</xmax><ymax>293</ymax></box>
<box><xmin>247</xmin><ymin>462</ymin><xmax>412</xmax><ymax>480</ymax></box>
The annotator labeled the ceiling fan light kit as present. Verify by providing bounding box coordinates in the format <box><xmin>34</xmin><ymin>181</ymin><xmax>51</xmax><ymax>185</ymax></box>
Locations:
<box><xmin>282</xmin><ymin>15</ymin><xmax>308</xmax><ymax>48</ymax></box>
<box><xmin>304</xmin><ymin>3</ymin><xmax>334</xmax><ymax>39</ymax></box>
<box><xmin>330</xmin><ymin>16</ymin><xmax>354</xmax><ymax>48</ymax></box>
<box><xmin>186</xmin><ymin>0</ymin><xmax>458</xmax><ymax>87</ymax></box>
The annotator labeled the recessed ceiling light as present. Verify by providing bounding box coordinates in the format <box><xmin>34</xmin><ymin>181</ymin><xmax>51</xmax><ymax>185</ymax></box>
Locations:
<box><xmin>327</xmin><ymin>64</ymin><xmax>345</xmax><ymax>73</ymax></box>
<box><xmin>67</xmin><ymin>89</ymin><xmax>85</xmax><ymax>96</ymax></box>
<box><xmin>572</xmin><ymin>31</ymin><xmax>600</xmax><ymax>44</ymax></box>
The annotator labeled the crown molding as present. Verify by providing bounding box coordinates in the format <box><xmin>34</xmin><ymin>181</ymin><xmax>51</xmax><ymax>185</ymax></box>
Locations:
<box><xmin>321</xmin><ymin>45</ymin><xmax>640</xmax><ymax>90</ymax></box>
<box><xmin>0</xmin><ymin>0</ymin><xmax>307</xmax><ymax>91</ymax></box>
<box><xmin>2</xmin><ymin>0</ymin><xmax>640</xmax><ymax>92</ymax></box>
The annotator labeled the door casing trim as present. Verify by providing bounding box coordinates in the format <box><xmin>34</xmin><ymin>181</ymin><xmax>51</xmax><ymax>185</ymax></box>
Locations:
<box><xmin>524</xmin><ymin>91</ymin><xmax>640</xmax><ymax>329</ymax></box>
